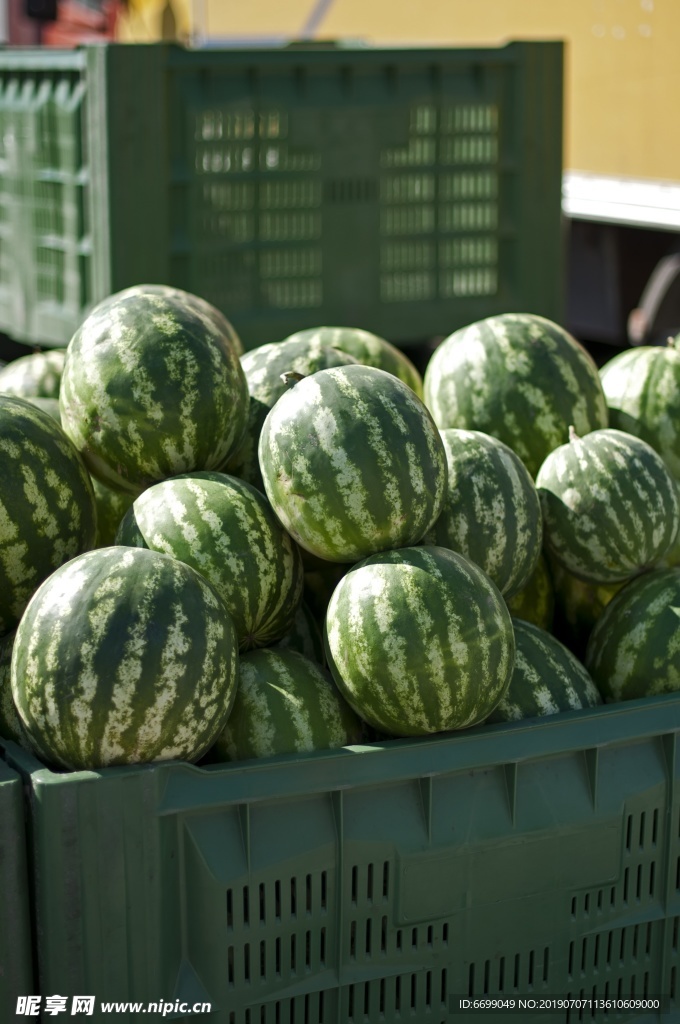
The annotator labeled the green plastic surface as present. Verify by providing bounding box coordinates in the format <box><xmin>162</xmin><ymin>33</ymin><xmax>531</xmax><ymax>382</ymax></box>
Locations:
<box><xmin>0</xmin><ymin>756</ymin><xmax>35</xmax><ymax>1018</ymax></box>
<box><xmin>0</xmin><ymin>41</ymin><xmax>563</xmax><ymax>350</ymax></box>
<box><xmin>4</xmin><ymin>694</ymin><xmax>680</xmax><ymax>1023</ymax></box>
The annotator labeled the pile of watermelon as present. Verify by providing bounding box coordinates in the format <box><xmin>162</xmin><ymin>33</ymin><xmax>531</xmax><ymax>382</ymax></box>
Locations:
<box><xmin>3</xmin><ymin>287</ymin><xmax>680</xmax><ymax>772</ymax></box>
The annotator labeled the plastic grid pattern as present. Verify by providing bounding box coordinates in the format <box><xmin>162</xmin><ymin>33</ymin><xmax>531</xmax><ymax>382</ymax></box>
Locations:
<box><xmin>0</xmin><ymin>755</ymin><xmax>35</xmax><ymax>1018</ymax></box>
<box><xmin>0</xmin><ymin>41</ymin><xmax>563</xmax><ymax>350</ymax></box>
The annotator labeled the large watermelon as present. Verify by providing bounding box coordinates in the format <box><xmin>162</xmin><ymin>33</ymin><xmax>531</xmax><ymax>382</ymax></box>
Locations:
<box><xmin>585</xmin><ymin>568</ymin><xmax>680</xmax><ymax>702</ymax></box>
<box><xmin>59</xmin><ymin>285</ymin><xmax>249</xmax><ymax>494</ymax></box>
<box><xmin>422</xmin><ymin>428</ymin><xmax>542</xmax><ymax>597</ymax></box>
<box><xmin>259</xmin><ymin>365</ymin><xmax>447</xmax><ymax>563</ymax></box>
<box><xmin>116</xmin><ymin>471</ymin><xmax>303</xmax><ymax>650</ymax></box>
<box><xmin>282</xmin><ymin>326</ymin><xmax>424</xmax><ymax>398</ymax></box>
<box><xmin>324</xmin><ymin>545</ymin><xmax>515</xmax><ymax>736</ymax></box>
<box><xmin>211</xmin><ymin>648</ymin><xmax>363</xmax><ymax>761</ymax></box>
<box><xmin>0</xmin><ymin>395</ymin><xmax>96</xmax><ymax>635</ymax></box>
<box><xmin>227</xmin><ymin>335</ymin><xmax>356</xmax><ymax>492</ymax></box>
<box><xmin>11</xmin><ymin>546</ymin><xmax>239</xmax><ymax>769</ymax></box>
<box><xmin>487</xmin><ymin>619</ymin><xmax>601</xmax><ymax>723</ymax></box>
<box><xmin>536</xmin><ymin>427</ymin><xmax>679</xmax><ymax>584</ymax></box>
<box><xmin>120</xmin><ymin>283</ymin><xmax>245</xmax><ymax>356</ymax></box>
<box><xmin>0</xmin><ymin>348</ymin><xmax>65</xmax><ymax>399</ymax></box>
<box><xmin>599</xmin><ymin>340</ymin><xmax>680</xmax><ymax>480</ymax></box>
<box><xmin>423</xmin><ymin>313</ymin><xmax>608</xmax><ymax>477</ymax></box>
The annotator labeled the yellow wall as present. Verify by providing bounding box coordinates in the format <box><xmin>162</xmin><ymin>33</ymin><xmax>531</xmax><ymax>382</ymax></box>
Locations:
<box><xmin>175</xmin><ymin>0</ymin><xmax>680</xmax><ymax>184</ymax></box>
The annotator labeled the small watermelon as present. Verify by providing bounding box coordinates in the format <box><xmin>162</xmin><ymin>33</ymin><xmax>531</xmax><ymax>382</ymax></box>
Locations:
<box><xmin>116</xmin><ymin>472</ymin><xmax>303</xmax><ymax>651</ymax></box>
<box><xmin>0</xmin><ymin>348</ymin><xmax>65</xmax><ymax>399</ymax></box>
<box><xmin>423</xmin><ymin>429</ymin><xmax>542</xmax><ymax>597</ymax></box>
<box><xmin>0</xmin><ymin>396</ymin><xmax>97</xmax><ymax>636</ymax></box>
<box><xmin>211</xmin><ymin>648</ymin><xmax>363</xmax><ymax>762</ymax></box>
<box><xmin>585</xmin><ymin>568</ymin><xmax>680</xmax><ymax>702</ymax></box>
<box><xmin>599</xmin><ymin>339</ymin><xmax>680</xmax><ymax>481</ymax></box>
<box><xmin>536</xmin><ymin>427</ymin><xmax>679</xmax><ymax>584</ymax></box>
<box><xmin>59</xmin><ymin>285</ymin><xmax>249</xmax><ymax>494</ymax></box>
<box><xmin>487</xmin><ymin>619</ymin><xmax>601</xmax><ymax>723</ymax></box>
<box><xmin>282</xmin><ymin>326</ymin><xmax>424</xmax><ymax>398</ymax></box>
<box><xmin>423</xmin><ymin>313</ymin><xmax>608</xmax><ymax>478</ymax></box>
<box><xmin>11</xmin><ymin>546</ymin><xmax>239</xmax><ymax>769</ymax></box>
<box><xmin>227</xmin><ymin>335</ymin><xmax>356</xmax><ymax>492</ymax></box>
<box><xmin>258</xmin><ymin>365</ymin><xmax>447</xmax><ymax>563</ymax></box>
<box><xmin>324</xmin><ymin>545</ymin><xmax>515</xmax><ymax>736</ymax></box>
<box><xmin>505</xmin><ymin>553</ymin><xmax>555</xmax><ymax>631</ymax></box>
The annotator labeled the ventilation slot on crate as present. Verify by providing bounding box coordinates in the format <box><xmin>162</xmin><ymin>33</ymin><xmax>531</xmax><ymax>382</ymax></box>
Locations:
<box><xmin>379</xmin><ymin>101</ymin><xmax>500</xmax><ymax>303</ymax></box>
<box><xmin>345</xmin><ymin>968</ymin><xmax>446</xmax><ymax>1023</ymax></box>
<box><xmin>468</xmin><ymin>946</ymin><xmax>550</xmax><ymax>997</ymax></box>
<box><xmin>565</xmin><ymin>970</ymin><xmax>654</xmax><ymax>1023</ymax></box>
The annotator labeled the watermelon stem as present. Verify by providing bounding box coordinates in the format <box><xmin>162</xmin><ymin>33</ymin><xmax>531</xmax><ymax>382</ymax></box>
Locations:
<box><xmin>280</xmin><ymin>371</ymin><xmax>306</xmax><ymax>388</ymax></box>
<box><xmin>568</xmin><ymin>425</ymin><xmax>580</xmax><ymax>443</ymax></box>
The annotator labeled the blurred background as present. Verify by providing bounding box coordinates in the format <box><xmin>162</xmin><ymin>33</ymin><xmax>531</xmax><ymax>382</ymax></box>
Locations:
<box><xmin>2</xmin><ymin>0</ymin><xmax>680</xmax><ymax>363</ymax></box>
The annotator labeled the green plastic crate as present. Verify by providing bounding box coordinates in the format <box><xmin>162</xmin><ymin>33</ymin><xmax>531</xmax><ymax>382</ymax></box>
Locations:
<box><xmin>0</xmin><ymin>40</ymin><xmax>563</xmax><ymax>351</ymax></box>
<box><xmin>3</xmin><ymin>694</ymin><xmax>680</xmax><ymax>1024</ymax></box>
<box><xmin>0</xmin><ymin>755</ymin><xmax>35</xmax><ymax>1019</ymax></box>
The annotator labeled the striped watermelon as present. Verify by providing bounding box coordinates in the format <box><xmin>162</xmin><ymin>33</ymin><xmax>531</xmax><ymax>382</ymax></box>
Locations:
<box><xmin>259</xmin><ymin>365</ymin><xmax>447</xmax><ymax>563</ymax></box>
<box><xmin>59</xmin><ymin>285</ymin><xmax>249</xmax><ymax>495</ymax></box>
<box><xmin>505</xmin><ymin>553</ymin><xmax>555</xmax><ymax>631</ymax></box>
<box><xmin>282</xmin><ymin>326</ymin><xmax>424</xmax><ymax>398</ymax></box>
<box><xmin>487</xmin><ymin>619</ymin><xmax>601</xmax><ymax>723</ymax></box>
<box><xmin>599</xmin><ymin>341</ymin><xmax>680</xmax><ymax>481</ymax></box>
<box><xmin>11</xmin><ymin>546</ymin><xmax>239</xmax><ymax>769</ymax></box>
<box><xmin>423</xmin><ymin>313</ymin><xmax>608</xmax><ymax>478</ymax></box>
<box><xmin>324</xmin><ymin>545</ymin><xmax>515</xmax><ymax>736</ymax></box>
<box><xmin>227</xmin><ymin>335</ymin><xmax>357</xmax><ymax>492</ymax></box>
<box><xmin>537</xmin><ymin>427</ymin><xmax>680</xmax><ymax>584</ymax></box>
<box><xmin>116</xmin><ymin>283</ymin><xmax>245</xmax><ymax>357</ymax></box>
<box><xmin>115</xmin><ymin>471</ymin><xmax>303</xmax><ymax>651</ymax></box>
<box><xmin>423</xmin><ymin>429</ymin><xmax>542</xmax><ymax>597</ymax></box>
<box><xmin>0</xmin><ymin>396</ymin><xmax>96</xmax><ymax>636</ymax></box>
<box><xmin>585</xmin><ymin>568</ymin><xmax>680</xmax><ymax>702</ymax></box>
<box><xmin>211</xmin><ymin>648</ymin><xmax>363</xmax><ymax>762</ymax></box>
<box><xmin>0</xmin><ymin>348</ymin><xmax>65</xmax><ymax>399</ymax></box>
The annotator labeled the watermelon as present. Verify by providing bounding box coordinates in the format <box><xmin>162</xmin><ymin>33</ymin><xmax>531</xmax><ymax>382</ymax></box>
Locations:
<box><xmin>422</xmin><ymin>428</ymin><xmax>542</xmax><ymax>597</ymax></box>
<box><xmin>324</xmin><ymin>545</ymin><xmax>515</xmax><ymax>736</ymax></box>
<box><xmin>11</xmin><ymin>546</ymin><xmax>239</xmax><ymax>769</ymax></box>
<box><xmin>505</xmin><ymin>552</ymin><xmax>554</xmax><ymax>631</ymax></box>
<box><xmin>227</xmin><ymin>335</ymin><xmax>357</xmax><ymax>492</ymax></box>
<box><xmin>282</xmin><ymin>326</ymin><xmax>424</xmax><ymax>398</ymax></box>
<box><xmin>423</xmin><ymin>313</ymin><xmax>608</xmax><ymax>478</ymax></box>
<box><xmin>599</xmin><ymin>340</ymin><xmax>680</xmax><ymax>481</ymax></box>
<box><xmin>258</xmin><ymin>364</ymin><xmax>447</xmax><ymax>563</ymax></box>
<box><xmin>487</xmin><ymin>618</ymin><xmax>601</xmax><ymax>723</ymax></box>
<box><xmin>585</xmin><ymin>568</ymin><xmax>680</xmax><ymax>702</ymax></box>
<box><xmin>116</xmin><ymin>471</ymin><xmax>303</xmax><ymax>651</ymax></box>
<box><xmin>95</xmin><ymin>283</ymin><xmax>244</xmax><ymax>356</ymax></box>
<box><xmin>0</xmin><ymin>348</ymin><xmax>65</xmax><ymax>399</ymax></box>
<box><xmin>92</xmin><ymin>476</ymin><xmax>136</xmax><ymax>548</ymax></box>
<box><xmin>276</xmin><ymin>601</ymin><xmax>324</xmax><ymax>664</ymax></box>
<box><xmin>536</xmin><ymin>427</ymin><xmax>679</xmax><ymax>584</ymax></box>
<box><xmin>548</xmin><ymin>554</ymin><xmax>623</xmax><ymax>659</ymax></box>
<box><xmin>211</xmin><ymin>648</ymin><xmax>363</xmax><ymax>762</ymax></box>
<box><xmin>0</xmin><ymin>631</ymin><xmax>29</xmax><ymax>748</ymax></box>
<box><xmin>0</xmin><ymin>396</ymin><xmax>97</xmax><ymax>636</ymax></box>
<box><xmin>59</xmin><ymin>285</ymin><xmax>249</xmax><ymax>494</ymax></box>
